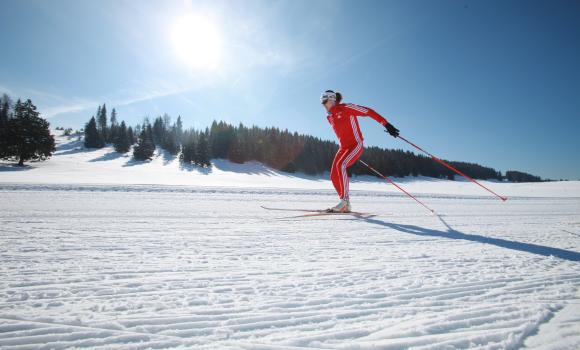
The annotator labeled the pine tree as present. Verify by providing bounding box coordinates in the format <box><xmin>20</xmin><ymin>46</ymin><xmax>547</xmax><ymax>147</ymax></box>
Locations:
<box><xmin>0</xmin><ymin>94</ymin><xmax>11</xmax><ymax>158</ymax></box>
<box><xmin>127</xmin><ymin>126</ymin><xmax>134</xmax><ymax>145</ymax></box>
<box><xmin>163</xmin><ymin>114</ymin><xmax>171</xmax><ymax>130</ymax></box>
<box><xmin>84</xmin><ymin>116</ymin><xmax>104</xmax><ymax>148</ymax></box>
<box><xmin>0</xmin><ymin>94</ymin><xmax>9</xmax><ymax>125</ymax></box>
<box><xmin>110</xmin><ymin>108</ymin><xmax>117</xmax><ymax>126</ymax></box>
<box><xmin>152</xmin><ymin>116</ymin><xmax>165</xmax><ymax>145</ymax></box>
<box><xmin>96</xmin><ymin>105</ymin><xmax>101</xmax><ymax>122</ymax></box>
<box><xmin>97</xmin><ymin>103</ymin><xmax>108</xmax><ymax>142</ymax></box>
<box><xmin>180</xmin><ymin>136</ymin><xmax>196</xmax><ymax>164</ymax></box>
<box><xmin>113</xmin><ymin>121</ymin><xmax>131</xmax><ymax>153</ymax></box>
<box><xmin>3</xmin><ymin>99</ymin><xmax>55</xmax><ymax>166</ymax></box>
<box><xmin>109</xmin><ymin>108</ymin><xmax>118</xmax><ymax>144</ymax></box>
<box><xmin>162</xmin><ymin>127</ymin><xmax>179</xmax><ymax>155</ymax></box>
<box><xmin>209</xmin><ymin>120</ymin><xmax>235</xmax><ymax>159</ymax></box>
<box><xmin>196</xmin><ymin>132</ymin><xmax>211</xmax><ymax>167</ymax></box>
<box><xmin>133</xmin><ymin>124</ymin><xmax>155</xmax><ymax>160</ymax></box>
<box><xmin>175</xmin><ymin>116</ymin><xmax>183</xmax><ymax>144</ymax></box>
<box><xmin>228</xmin><ymin>134</ymin><xmax>246</xmax><ymax>164</ymax></box>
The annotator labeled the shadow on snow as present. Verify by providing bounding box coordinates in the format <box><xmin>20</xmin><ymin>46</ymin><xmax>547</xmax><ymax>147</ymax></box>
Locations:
<box><xmin>89</xmin><ymin>151</ymin><xmax>126</xmax><ymax>162</ymax></box>
<box><xmin>361</xmin><ymin>215</ymin><xmax>580</xmax><ymax>262</ymax></box>
<box><xmin>0</xmin><ymin>163</ymin><xmax>34</xmax><ymax>171</ymax></box>
<box><xmin>54</xmin><ymin>138</ymin><xmax>103</xmax><ymax>156</ymax></box>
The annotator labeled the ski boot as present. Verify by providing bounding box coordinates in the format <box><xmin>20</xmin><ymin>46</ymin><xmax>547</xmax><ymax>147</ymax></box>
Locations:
<box><xmin>326</xmin><ymin>198</ymin><xmax>351</xmax><ymax>213</ymax></box>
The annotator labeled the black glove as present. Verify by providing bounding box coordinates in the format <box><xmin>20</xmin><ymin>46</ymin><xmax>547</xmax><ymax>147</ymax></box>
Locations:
<box><xmin>385</xmin><ymin>123</ymin><xmax>399</xmax><ymax>138</ymax></box>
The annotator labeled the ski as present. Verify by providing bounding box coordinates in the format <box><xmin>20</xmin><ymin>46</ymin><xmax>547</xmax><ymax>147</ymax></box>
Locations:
<box><xmin>277</xmin><ymin>211</ymin><xmax>375</xmax><ymax>219</ymax></box>
<box><xmin>294</xmin><ymin>211</ymin><xmax>373</xmax><ymax>217</ymax></box>
<box><xmin>261</xmin><ymin>205</ymin><xmax>327</xmax><ymax>213</ymax></box>
<box><xmin>262</xmin><ymin>205</ymin><xmax>375</xmax><ymax>219</ymax></box>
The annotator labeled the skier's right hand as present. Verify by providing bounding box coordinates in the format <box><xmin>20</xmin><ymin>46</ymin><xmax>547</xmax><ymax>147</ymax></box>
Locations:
<box><xmin>385</xmin><ymin>123</ymin><xmax>399</xmax><ymax>138</ymax></box>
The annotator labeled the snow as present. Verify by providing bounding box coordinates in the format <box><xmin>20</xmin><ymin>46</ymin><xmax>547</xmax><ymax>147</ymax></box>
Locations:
<box><xmin>1</xmin><ymin>131</ymin><xmax>579</xmax><ymax>349</ymax></box>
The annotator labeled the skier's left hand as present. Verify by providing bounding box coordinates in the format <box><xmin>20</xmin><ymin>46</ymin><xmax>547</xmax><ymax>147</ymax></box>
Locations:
<box><xmin>384</xmin><ymin>123</ymin><xmax>399</xmax><ymax>138</ymax></box>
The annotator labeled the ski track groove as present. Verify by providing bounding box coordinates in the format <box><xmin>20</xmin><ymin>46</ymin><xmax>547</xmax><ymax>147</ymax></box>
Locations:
<box><xmin>1</xmin><ymin>185</ymin><xmax>579</xmax><ymax>349</ymax></box>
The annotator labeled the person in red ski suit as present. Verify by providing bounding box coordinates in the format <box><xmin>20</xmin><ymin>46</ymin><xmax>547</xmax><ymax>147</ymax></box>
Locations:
<box><xmin>321</xmin><ymin>90</ymin><xmax>399</xmax><ymax>213</ymax></box>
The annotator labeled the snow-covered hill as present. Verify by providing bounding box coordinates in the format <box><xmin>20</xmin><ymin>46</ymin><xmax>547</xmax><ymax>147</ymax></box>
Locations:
<box><xmin>0</xmin><ymin>130</ymin><xmax>578</xmax><ymax>199</ymax></box>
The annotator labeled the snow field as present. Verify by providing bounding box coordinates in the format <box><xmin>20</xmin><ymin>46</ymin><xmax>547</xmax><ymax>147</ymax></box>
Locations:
<box><xmin>0</xmin><ymin>185</ymin><xmax>579</xmax><ymax>349</ymax></box>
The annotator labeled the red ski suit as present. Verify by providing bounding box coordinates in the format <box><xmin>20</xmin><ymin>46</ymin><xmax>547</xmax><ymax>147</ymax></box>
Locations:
<box><xmin>327</xmin><ymin>103</ymin><xmax>389</xmax><ymax>199</ymax></box>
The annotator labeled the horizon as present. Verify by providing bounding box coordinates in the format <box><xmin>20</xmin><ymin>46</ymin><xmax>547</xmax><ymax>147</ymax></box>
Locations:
<box><xmin>1</xmin><ymin>0</ymin><xmax>579</xmax><ymax>180</ymax></box>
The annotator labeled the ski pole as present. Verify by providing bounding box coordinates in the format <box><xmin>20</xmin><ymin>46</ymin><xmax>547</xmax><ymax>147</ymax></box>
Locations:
<box><xmin>358</xmin><ymin>159</ymin><xmax>435</xmax><ymax>214</ymax></box>
<box><xmin>396</xmin><ymin>135</ymin><xmax>508</xmax><ymax>202</ymax></box>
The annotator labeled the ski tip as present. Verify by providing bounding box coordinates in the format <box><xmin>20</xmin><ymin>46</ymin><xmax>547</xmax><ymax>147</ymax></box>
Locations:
<box><xmin>501</xmin><ymin>196</ymin><xmax>508</xmax><ymax>202</ymax></box>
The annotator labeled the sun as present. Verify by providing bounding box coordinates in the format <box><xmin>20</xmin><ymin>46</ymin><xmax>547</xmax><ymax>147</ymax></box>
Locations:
<box><xmin>170</xmin><ymin>14</ymin><xmax>223</xmax><ymax>71</ymax></box>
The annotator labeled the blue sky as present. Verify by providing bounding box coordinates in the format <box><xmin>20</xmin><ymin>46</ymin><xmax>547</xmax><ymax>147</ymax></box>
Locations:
<box><xmin>1</xmin><ymin>0</ymin><xmax>579</xmax><ymax>179</ymax></box>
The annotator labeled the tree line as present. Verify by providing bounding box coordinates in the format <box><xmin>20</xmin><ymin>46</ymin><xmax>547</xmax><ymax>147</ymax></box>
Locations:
<box><xmin>504</xmin><ymin>171</ymin><xmax>542</xmax><ymax>183</ymax></box>
<box><xmin>203</xmin><ymin>121</ymin><xmax>509</xmax><ymax>181</ymax></box>
<box><xmin>83</xmin><ymin>108</ymin><xmax>213</xmax><ymax>167</ymax></box>
<box><xmin>90</xmin><ymin>111</ymin><xmax>542</xmax><ymax>182</ymax></box>
<box><xmin>0</xmin><ymin>94</ymin><xmax>546</xmax><ymax>183</ymax></box>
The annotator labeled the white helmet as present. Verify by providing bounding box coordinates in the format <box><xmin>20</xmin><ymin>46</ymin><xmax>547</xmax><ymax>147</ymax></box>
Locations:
<box><xmin>320</xmin><ymin>90</ymin><xmax>337</xmax><ymax>104</ymax></box>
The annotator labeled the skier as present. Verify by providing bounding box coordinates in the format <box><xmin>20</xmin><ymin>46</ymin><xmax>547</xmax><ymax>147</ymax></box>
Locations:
<box><xmin>321</xmin><ymin>90</ymin><xmax>400</xmax><ymax>213</ymax></box>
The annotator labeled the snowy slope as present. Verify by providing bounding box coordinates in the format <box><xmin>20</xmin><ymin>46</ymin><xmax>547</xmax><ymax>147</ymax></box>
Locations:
<box><xmin>1</xmin><ymin>130</ymin><xmax>579</xmax><ymax>349</ymax></box>
<box><xmin>0</xmin><ymin>130</ymin><xmax>578</xmax><ymax>198</ymax></box>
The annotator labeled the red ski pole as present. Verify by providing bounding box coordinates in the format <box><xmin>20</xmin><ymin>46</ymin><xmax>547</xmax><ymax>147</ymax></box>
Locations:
<box><xmin>358</xmin><ymin>159</ymin><xmax>435</xmax><ymax>214</ymax></box>
<box><xmin>397</xmin><ymin>135</ymin><xmax>508</xmax><ymax>202</ymax></box>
